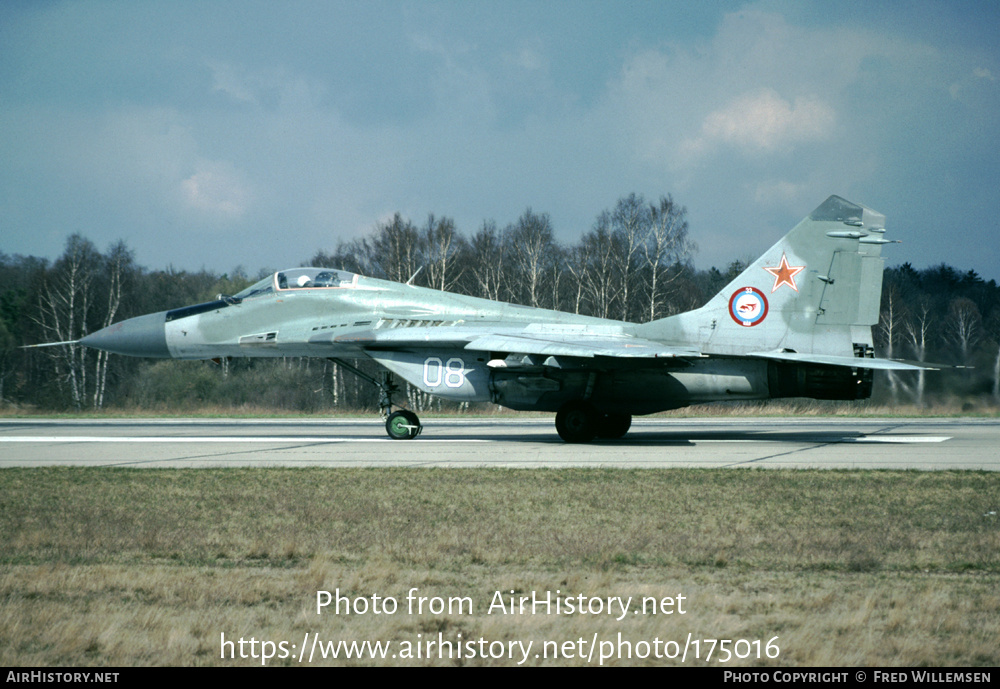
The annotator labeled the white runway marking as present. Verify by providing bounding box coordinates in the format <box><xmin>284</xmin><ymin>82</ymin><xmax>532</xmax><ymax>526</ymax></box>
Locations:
<box><xmin>0</xmin><ymin>435</ymin><xmax>949</xmax><ymax>444</ymax></box>
<box><xmin>672</xmin><ymin>436</ymin><xmax>952</xmax><ymax>444</ymax></box>
<box><xmin>0</xmin><ymin>436</ymin><xmax>485</xmax><ymax>443</ymax></box>
<box><xmin>842</xmin><ymin>436</ymin><xmax>951</xmax><ymax>443</ymax></box>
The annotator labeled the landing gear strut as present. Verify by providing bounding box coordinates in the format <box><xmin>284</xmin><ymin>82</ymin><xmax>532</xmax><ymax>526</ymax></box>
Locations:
<box><xmin>329</xmin><ymin>358</ymin><xmax>422</xmax><ymax>440</ymax></box>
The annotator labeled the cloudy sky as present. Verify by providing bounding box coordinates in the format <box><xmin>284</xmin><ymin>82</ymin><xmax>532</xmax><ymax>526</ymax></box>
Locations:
<box><xmin>2</xmin><ymin>0</ymin><xmax>998</xmax><ymax>280</ymax></box>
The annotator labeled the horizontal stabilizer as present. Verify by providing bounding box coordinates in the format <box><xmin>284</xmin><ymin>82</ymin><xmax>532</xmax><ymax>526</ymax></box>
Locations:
<box><xmin>748</xmin><ymin>350</ymin><xmax>939</xmax><ymax>371</ymax></box>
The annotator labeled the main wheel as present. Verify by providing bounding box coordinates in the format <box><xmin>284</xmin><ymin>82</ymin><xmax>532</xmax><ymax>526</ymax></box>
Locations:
<box><xmin>386</xmin><ymin>409</ymin><xmax>422</xmax><ymax>440</ymax></box>
<box><xmin>596</xmin><ymin>412</ymin><xmax>632</xmax><ymax>439</ymax></box>
<box><xmin>555</xmin><ymin>401</ymin><xmax>599</xmax><ymax>443</ymax></box>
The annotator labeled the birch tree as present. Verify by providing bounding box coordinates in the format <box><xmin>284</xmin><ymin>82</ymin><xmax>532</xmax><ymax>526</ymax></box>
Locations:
<box><xmin>420</xmin><ymin>214</ymin><xmax>466</xmax><ymax>291</ymax></box>
<box><xmin>366</xmin><ymin>214</ymin><xmax>421</xmax><ymax>283</ymax></box>
<box><xmin>943</xmin><ymin>297</ymin><xmax>982</xmax><ymax>368</ymax></box>
<box><xmin>903</xmin><ymin>297</ymin><xmax>934</xmax><ymax>406</ymax></box>
<box><xmin>92</xmin><ymin>241</ymin><xmax>135</xmax><ymax>408</ymax></box>
<box><xmin>986</xmin><ymin>310</ymin><xmax>1000</xmax><ymax>402</ymax></box>
<box><xmin>643</xmin><ymin>195</ymin><xmax>693</xmax><ymax>321</ymax></box>
<box><xmin>33</xmin><ymin>235</ymin><xmax>102</xmax><ymax>409</ymax></box>
<box><xmin>577</xmin><ymin>214</ymin><xmax>620</xmax><ymax>318</ymax></box>
<box><xmin>877</xmin><ymin>284</ymin><xmax>912</xmax><ymax>403</ymax></box>
<box><xmin>609</xmin><ymin>193</ymin><xmax>647</xmax><ymax>322</ymax></box>
<box><xmin>468</xmin><ymin>221</ymin><xmax>508</xmax><ymax>301</ymax></box>
<box><xmin>506</xmin><ymin>209</ymin><xmax>556</xmax><ymax>308</ymax></box>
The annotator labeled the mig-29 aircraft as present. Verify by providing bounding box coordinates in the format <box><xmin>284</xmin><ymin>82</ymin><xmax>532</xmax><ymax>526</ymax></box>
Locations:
<box><xmin>61</xmin><ymin>196</ymin><xmax>930</xmax><ymax>442</ymax></box>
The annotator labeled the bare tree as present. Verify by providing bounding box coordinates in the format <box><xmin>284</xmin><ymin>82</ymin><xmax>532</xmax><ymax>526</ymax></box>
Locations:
<box><xmin>943</xmin><ymin>297</ymin><xmax>982</xmax><ymax>368</ymax></box>
<box><xmin>506</xmin><ymin>209</ymin><xmax>556</xmax><ymax>308</ymax></box>
<box><xmin>643</xmin><ymin>195</ymin><xmax>693</xmax><ymax>321</ymax></box>
<box><xmin>903</xmin><ymin>296</ymin><xmax>934</xmax><ymax>406</ymax></box>
<box><xmin>563</xmin><ymin>245</ymin><xmax>590</xmax><ymax>315</ymax></box>
<box><xmin>609</xmin><ymin>193</ymin><xmax>647</xmax><ymax>322</ymax></box>
<box><xmin>92</xmin><ymin>241</ymin><xmax>135</xmax><ymax>408</ymax></box>
<box><xmin>420</xmin><ymin>214</ymin><xmax>466</xmax><ymax>291</ymax></box>
<box><xmin>878</xmin><ymin>284</ymin><xmax>912</xmax><ymax>403</ymax></box>
<box><xmin>577</xmin><ymin>214</ymin><xmax>620</xmax><ymax>318</ymax></box>
<box><xmin>983</xmin><ymin>309</ymin><xmax>1000</xmax><ymax>402</ymax></box>
<box><xmin>365</xmin><ymin>214</ymin><xmax>421</xmax><ymax>283</ymax></box>
<box><xmin>33</xmin><ymin>235</ymin><xmax>102</xmax><ymax>409</ymax></box>
<box><xmin>468</xmin><ymin>221</ymin><xmax>508</xmax><ymax>301</ymax></box>
<box><xmin>0</xmin><ymin>319</ymin><xmax>14</xmax><ymax>405</ymax></box>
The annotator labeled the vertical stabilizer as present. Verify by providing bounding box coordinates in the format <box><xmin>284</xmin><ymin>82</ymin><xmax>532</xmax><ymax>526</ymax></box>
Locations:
<box><xmin>639</xmin><ymin>196</ymin><xmax>891</xmax><ymax>359</ymax></box>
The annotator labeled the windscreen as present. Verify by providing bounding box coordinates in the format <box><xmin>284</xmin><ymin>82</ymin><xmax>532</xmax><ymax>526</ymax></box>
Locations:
<box><xmin>275</xmin><ymin>268</ymin><xmax>356</xmax><ymax>290</ymax></box>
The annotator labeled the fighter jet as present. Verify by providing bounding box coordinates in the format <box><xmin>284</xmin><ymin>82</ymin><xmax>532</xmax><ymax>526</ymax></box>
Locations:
<box><xmin>66</xmin><ymin>196</ymin><xmax>930</xmax><ymax>441</ymax></box>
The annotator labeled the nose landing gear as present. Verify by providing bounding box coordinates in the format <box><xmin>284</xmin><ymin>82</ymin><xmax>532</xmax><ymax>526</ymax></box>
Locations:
<box><xmin>386</xmin><ymin>409</ymin><xmax>422</xmax><ymax>440</ymax></box>
<box><xmin>329</xmin><ymin>358</ymin><xmax>423</xmax><ymax>440</ymax></box>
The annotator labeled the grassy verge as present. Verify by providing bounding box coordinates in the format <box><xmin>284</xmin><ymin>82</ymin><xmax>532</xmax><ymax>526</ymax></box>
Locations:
<box><xmin>1</xmin><ymin>468</ymin><xmax>998</xmax><ymax>666</ymax></box>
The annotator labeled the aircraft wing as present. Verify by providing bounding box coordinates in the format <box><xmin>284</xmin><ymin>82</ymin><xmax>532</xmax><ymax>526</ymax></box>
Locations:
<box><xmin>313</xmin><ymin>330</ymin><xmax>933</xmax><ymax>368</ymax></box>
<box><xmin>309</xmin><ymin>326</ymin><xmax>701</xmax><ymax>359</ymax></box>
<box><xmin>463</xmin><ymin>333</ymin><xmax>699</xmax><ymax>359</ymax></box>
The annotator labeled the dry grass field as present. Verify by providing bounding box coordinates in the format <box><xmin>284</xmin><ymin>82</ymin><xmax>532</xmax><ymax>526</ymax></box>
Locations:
<box><xmin>1</xmin><ymin>467</ymin><xmax>998</xmax><ymax>666</ymax></box>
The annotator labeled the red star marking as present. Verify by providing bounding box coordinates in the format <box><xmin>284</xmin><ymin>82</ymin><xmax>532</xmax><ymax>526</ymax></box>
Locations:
<box><xmin>763</xmin><ymin>253</ymin><xmax>805</xmax><ymax>293</ymax></box>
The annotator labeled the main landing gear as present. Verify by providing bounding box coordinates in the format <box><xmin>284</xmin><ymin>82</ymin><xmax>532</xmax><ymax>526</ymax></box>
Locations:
<box><xmin>554</xmin><ymin>400</ymin><xmax>631</xmax><ymax>443</ymax></box>
<box><xmin>329</xmin><ymin>358</ymin><xmax>422</xmax><ymax>440</ymax></box>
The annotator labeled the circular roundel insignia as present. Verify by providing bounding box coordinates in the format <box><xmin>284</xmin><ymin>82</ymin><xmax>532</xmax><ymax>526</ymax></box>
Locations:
<box><xmin>729</xmin><ymin>286</ymin><xmax>768</xmax><ymax>327</ymax></box>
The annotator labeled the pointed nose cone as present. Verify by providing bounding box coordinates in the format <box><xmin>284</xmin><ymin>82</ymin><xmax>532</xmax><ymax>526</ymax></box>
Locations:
<box><xmin>80</xmin><ymin>312</ymin><xmax>171</xmax><ymax>358</ymax></box>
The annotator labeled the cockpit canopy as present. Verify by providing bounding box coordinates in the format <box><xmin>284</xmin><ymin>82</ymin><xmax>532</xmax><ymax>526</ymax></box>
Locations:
<box><xmin>234</xmin><ymin>268</ymin><xmax>358</xmax><ymax>300</ymax></box>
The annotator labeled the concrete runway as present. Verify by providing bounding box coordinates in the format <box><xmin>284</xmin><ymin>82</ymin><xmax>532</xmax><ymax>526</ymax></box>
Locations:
<box><xmin>0</xmin><ymin>417</ymin><xmax>997</xmax><ymax>469</ymax></box>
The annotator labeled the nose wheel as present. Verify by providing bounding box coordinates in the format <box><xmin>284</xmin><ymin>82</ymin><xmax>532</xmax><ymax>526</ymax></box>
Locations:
<box><xmin>386</xmin><ymin>409</ymin><xmax>422</xmax><ymax>440</ymax></box>
<box><xmin>327</xmin><ymin>358</ymin><xmax>423</xmax><ymax>440</ymax></box>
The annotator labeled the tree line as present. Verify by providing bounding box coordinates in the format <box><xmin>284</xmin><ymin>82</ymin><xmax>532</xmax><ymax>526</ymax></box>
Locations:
<box><xmin>878</xmin><ymin>263</ymin><xmax>1000</xmax><ymax>406</ymax></box>
<box><xmin>2</xmin><ymin>192</ymin><xmax>998</xmax><ymax>412</ymax></box>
